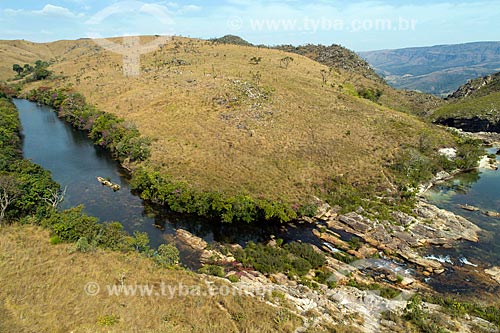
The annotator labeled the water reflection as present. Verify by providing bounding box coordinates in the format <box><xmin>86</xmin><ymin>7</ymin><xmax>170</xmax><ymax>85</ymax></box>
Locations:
<box><xmin>423</xmin><ymin>148</ymin><xmax>500</xmax><ymax>295</ymax></box>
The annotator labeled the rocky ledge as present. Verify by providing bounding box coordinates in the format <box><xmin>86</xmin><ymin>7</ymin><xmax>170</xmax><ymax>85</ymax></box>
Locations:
<box><xmin>313</xmin><ymin>200</ymin><xmax>482</xmax><ymax>275</ymax></box>
<box><xmin>176</xmin><ymin>218</ymin><xmax>494</xmax><ymax>331</ymax></box>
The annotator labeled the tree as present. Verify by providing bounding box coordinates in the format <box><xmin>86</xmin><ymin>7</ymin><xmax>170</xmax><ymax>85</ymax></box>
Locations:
<box><xmin>33</xmin><ymin>67</ymin><xmax>51</xmax><ymax>80</ymax></box>
<box><xmin>43</xmin><ymin>186</ymin><xmax>67</xmax><ymax>208</ymax></box>
<box><xmin>0</xmin><ymin>174</ymin><xmax>21</xmax><ymax>223</ymax></box>
<box><xmin>249</xmin><ymin>56</ymin><xmax>262</xmax><ymax>65</ymax></box>
<box><xmin>12</xmin><ymin>64</ymin><xmax>23</xmax><ymax>75</ymax></box>
<box><xmin>23</xmin><ymin>64</ymin><xmax>33</xmax><ymax>74</ymax></box>
<box><xmin>154</xmin><ymin>243</ymin><xmax>180</xmax><ymax>267</ymax></box>
<box><xmin>279</xmin><ymin>56</ymin><xmax>293</xmax><ymax>69</ymax></box>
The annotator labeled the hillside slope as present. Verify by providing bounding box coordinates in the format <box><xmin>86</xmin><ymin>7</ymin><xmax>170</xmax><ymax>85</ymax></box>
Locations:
<box><xmin>1</xmin><ymin>36</ymin><xmax>455</xmax><ymax>205</ymax></box>
<box><xmin>0</xmin><ymin>39</ymin><xmax>92</xmax><ymax>81</ymax></box>
<box><xmin>447</xmin><ymin>72</ymin><xmax>500</xmax><ymax>99</ymax></box>
<box><xmin>273</xmin><ymin>43</ymin><xmax>445</xmax><ymax>117</ymax></box>
<box><xmin>360</xmin><ymin>42</ymin><xmax>500</xmax><ymax>96</ymax></box>
<box><xmin>0</xmin><ymin>224</ymin><xmax>303</xmax><ymax>332</ymax></box>
<box><xmin>432</xmin><ymin>71</ymin><xmax>500</xmax><ymax>132</ymax></box>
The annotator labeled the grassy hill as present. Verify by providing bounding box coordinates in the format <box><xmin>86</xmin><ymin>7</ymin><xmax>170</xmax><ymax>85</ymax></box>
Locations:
<box><xmin>0</xmin><ymin>224</ymin><xmax>303</xmax><ymax>332</ymax></box>
<box><xmin>1</xmin><ymin>36</ymin><xmax>458</xmax><ymax>210</ymax></box>
<box><xmin>272</xmin><ymin>43</ymin><xmax>445</xmax><ymax>117</ymax></box>
<box><xmin>360</xmin><ymin>42</ymin><xmax>500</xmax><ymax>96</ymax></box>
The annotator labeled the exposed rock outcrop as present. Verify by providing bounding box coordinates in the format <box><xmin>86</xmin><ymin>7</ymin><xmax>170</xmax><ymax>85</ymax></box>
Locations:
<box><xmin>313</xmin><ymin>200</ymin><xmax>481</xmax><ymax>274</ymax></box>
<box><xmin>96</xmin><ymin>176</ymin><xmax>121</xmax><ymax>191</ymax></box>
<box><xmin>485</xmin><ymin>266</ymin><xmax>500</xmax><ymax>284</ymax></box>
<box><xmin>275</xmin><ymin>44</ymin><xmax>382</xmax><ymax>82</ymax></box>
<box><xmin>447</xmin><ymin>72</ymin><xmax>500</xmax><ymax>99</ymax></box>
<box><xmin>175</xmin><ymin>229</ymin><xmax>235</xmax><ymax>264</ymax></box>
<box><xmin>436</xmin><ymin>117</ymin><xmax>500</xmax><ymax>133</ymax></box>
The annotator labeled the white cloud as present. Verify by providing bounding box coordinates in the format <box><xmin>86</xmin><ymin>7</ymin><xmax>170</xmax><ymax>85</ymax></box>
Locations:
<box><xmin>3</xmin><ymin>9</ymin><xmax>25</xmax><ymax>16</ymax></box>
<box><xmin>178</xmin><ymin>5</ymin><xmax>202</xmax><ymax>13</ymax></box>
<box><xmin>34</xmin><ymin>4</ymin><xmax>83</xmax><ymax>18</ymax></box>
<box><xmin>140</xmin><ymin>3</ymin><xmax>174</xmax><ymax>24</ymax></box>
<box><xmin>87</xmin><ymin>1</ymin><xmax>173</xmax><ymax>25</ymax></box>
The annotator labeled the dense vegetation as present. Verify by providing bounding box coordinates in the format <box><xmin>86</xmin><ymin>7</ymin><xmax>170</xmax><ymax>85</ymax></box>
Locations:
<box><xmin>0</xmin><ymin>97</ymin><xmax>59</xmax><ymax>221</ymax></box>
<box><xmin>233</xmin><ymin>241</ymin><xmax>326</xmax><ymax>277</ymax></box>
<box><xmin>12</xmin><ymin>60</ymin><xmax>52</xmax><ymax>81</ymax></box>
<box><xmin>130</xmin><ymin>168</ymin><xmax>305</xmax><ymax>223</ymax></box>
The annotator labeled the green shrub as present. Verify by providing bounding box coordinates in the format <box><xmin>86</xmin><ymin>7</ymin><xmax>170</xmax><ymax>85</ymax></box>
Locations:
<box><xmin>291</xmin><ymin>257</ymin><xmax>312</xmax><ymax>276</ymax></box>
<box><xmin>284</xmin><ymin>242</ymin><xmax>326</xmax><ymax>268</ymax></box>
<box><xmin>154</xmin><ymin>243</ymin><xmax>180</xmax><ymax>267</ymax></box>
<box><xmin>198</xmin><ymin>264</ymin><xmax>225</xmax><ymax>277</ymax></box>
<box><xmin>49</xmin><ymin>235</ymin><xmax>62</xmax><ymax>245</ymax></box>
<box><xmin>131</xmin><ymin>231</ymin><xmax>150</xmax><ymax>253</ymax></box>
<box><xmin>75</xmin><ymin>237</ymin><xmax>93</xmax><ymax>252</ymax></box>
<box><xmin>296</xmin><ymin>203</ymin><xmax>318</xmax><ymax>217</ymax></box>
<box><xmin>234</xmin><ymin>241</ymin><xmax>324</xmax><ymax>277</ymax></box>
<box><xmin>97</xmin><ymin>221</ymin><xmax>132</xmax><ymax>251</ymax></box>
<box><xmin>41</xmin><ymin>206</ymin><xmax>134</xmax><ymax>252</ymax></box>
<box><xmin>403</xmin><ymin>296</ymin><xmax>446</xmax><ymax>333</ymax></box>
<box><xmin>129</xmin><ymin>168</ymin><xmax>297</xmax><ymax>224</ymax></box>
<box><xmin>358</xmin><ymin>87</ymin><xmax>382</xmax><ymax>102</ymax></box>
<box><xmin>228</xmin><ymin>274</ymin><xmax>239</xmax><ymax>283</ymax></box>
<box><xmin>42</xmin><ymin>206</ymin><xmax>101</xmax><ymax>243</ymax></box>
<box><xmin>314</xmin><ymin>269</ymin><xmax>337</xmax><ymax>288</ymax></box>
<box><xmin>348</xmin><ymin>236</ymin><xmax>362</xmax><ymax>250</ymax></box>
<box><xmin>96</xmin><ymin>314</ymin><xmax>120</xmax><ymax>327</ymax></box>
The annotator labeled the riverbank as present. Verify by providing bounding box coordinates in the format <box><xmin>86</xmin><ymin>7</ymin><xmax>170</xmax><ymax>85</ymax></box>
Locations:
<box><xmin>23</xmin><ymin>87</ymin><xmax>310</xmax><ymax>224</ymax></box>
<box><xmin>20</xmin><ymin>89</ymin><xmax>494</xmax><ymax>282</ymax></box>
<box><xmin>5</xmin><ymin>94</ymin><xmax>500</xmax><ymax>331</ymax></box>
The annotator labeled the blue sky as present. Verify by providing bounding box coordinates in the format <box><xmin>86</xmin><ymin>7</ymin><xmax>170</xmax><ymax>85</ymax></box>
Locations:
<box><xmin>1</xmin><ymin>0</ymin><xmax>499</xmax><ymax>51</ymax></box>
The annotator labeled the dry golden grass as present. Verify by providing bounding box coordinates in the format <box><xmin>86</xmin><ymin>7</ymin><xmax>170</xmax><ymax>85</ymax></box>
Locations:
<box><xmin>1</xmin><ymin>36</ymin><xmax>454</xmax><ymax>202</ymax></box>
<box><xmin>0</xmin><ymin>224</ymin><xmax>302</xmax><ymax>332</ymax></box>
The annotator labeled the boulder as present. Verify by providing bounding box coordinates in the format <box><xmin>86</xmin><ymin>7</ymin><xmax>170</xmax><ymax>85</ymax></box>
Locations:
<box><xmin>485</xmin><ymin>267</ymin><xmax>500</xmax><ymax>284</ymax></box>
<box><xmin>484</xmin><ymin>211</ymin><xmax>500</xmax><ymax>218</ymax></box>
<box><xmin>176</xmin><ymin>229</ymin><xmax>207</xmax><ymax>251</ymax></box>
<box><xmin>338</xmin><ymin>213</ymin><xmax>373</xmax><ymax>233</ymax></box>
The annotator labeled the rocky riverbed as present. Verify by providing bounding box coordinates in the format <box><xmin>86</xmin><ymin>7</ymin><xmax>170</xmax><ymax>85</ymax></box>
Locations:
<box><xmin>176</xmin><ymin>222</ymin><xmax>498</xmax><ymax>332</ymax></box>
<box><xmin>313</xmin><ymin>200</ymin><xmax>481</xmax><ymax>275</ymax></box>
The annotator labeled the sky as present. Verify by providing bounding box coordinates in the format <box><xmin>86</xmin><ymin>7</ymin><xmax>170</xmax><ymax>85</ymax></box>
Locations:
<box><xmin>1</xmin><ymin>0</ymin><xmax>499</xmax><ymax>51</ymax></box>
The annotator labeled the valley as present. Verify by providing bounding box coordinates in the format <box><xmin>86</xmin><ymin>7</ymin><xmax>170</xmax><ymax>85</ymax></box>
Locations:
<box><xmin>1</xmin><ymin>33</ymin><xmax>500</xmax><ymax>333</ymax></box>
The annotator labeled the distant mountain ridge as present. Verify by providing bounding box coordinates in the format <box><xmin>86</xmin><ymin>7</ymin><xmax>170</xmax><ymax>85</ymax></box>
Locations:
<box><xmin>359</xmin><ymin>41</ymin><xmax>500</xmax><ymax>96</ymax></box>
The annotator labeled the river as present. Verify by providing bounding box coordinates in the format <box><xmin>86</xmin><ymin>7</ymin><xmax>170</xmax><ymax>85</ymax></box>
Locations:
<box><xmin>15</xmin><ymin>99</ymin><xmax>309</xmax><ymax>265</ymax></box>
<box><xmin>423</xmin><ymin>148</ymin><xmax>500</xmax><ymax>294</ymax></box>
